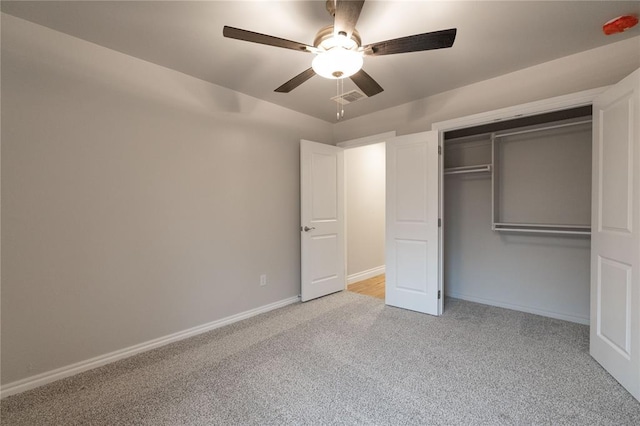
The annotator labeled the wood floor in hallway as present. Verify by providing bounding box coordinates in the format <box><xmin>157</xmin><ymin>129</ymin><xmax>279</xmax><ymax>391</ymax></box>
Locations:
<box><xmin>347</xmin><ymin>274</ymin><xmax>385</xmax><ymax>299</ymax></box>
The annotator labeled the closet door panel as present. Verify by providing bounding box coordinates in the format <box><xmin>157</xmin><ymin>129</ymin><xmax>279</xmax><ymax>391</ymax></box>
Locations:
<box><xmin>599</xmin><ymin>93</ymin><xmax>633</xmax><ymax>233</ymax></box>
<box><xmin>591</xmin><ymin>68</ymin><xmax>640</xmax><ymax>402</ymax></box>
<box><xmin>386</xmin><ymin>131</ymin><xmax>440</xmax><ymax>315</ymax></box>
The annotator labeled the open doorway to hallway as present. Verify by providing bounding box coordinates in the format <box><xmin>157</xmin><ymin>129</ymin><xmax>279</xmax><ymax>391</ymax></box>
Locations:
<box><xmin>343</xmin><ymin>142</ymin><xmax>386</xmax><ymax>300</ymax></box>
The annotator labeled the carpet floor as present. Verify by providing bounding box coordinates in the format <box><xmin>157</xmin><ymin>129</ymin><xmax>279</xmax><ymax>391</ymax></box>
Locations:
<box><xmin>2</xmin><ymin>292</ymin><xmax>640</xmax><ymax>425</ymax></box>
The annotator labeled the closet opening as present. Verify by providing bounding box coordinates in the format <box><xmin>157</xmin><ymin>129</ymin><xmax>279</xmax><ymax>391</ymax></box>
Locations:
<box><xmin>442</xmin><ymin>105</ymin><xmax>593</xmax><ymax>324</ymax></box>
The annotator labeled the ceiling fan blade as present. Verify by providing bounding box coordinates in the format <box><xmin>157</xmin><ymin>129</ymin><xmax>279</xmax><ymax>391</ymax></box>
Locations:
<box><xmin>334</xmin><ymin>0</ymin><xmax>365</xmax><ymax>39</ymax></box>
<box><xmin>349</xmin><ymin>69</ymin><xmax>383</xmax><ymax>97</ymax></box>
<box><xmin>364</xmin><ymin>28</ymin><xmax>457</xmax><ymax>56</ymax></box>
<box><xmin>223</xmin><ymin>26</ymin><xmax>313</xmax><ymax>53</ymax></box>
<box><xmin>274</xmin><ymin>68</ymin><xmax>317</xmax><ymax>93</ymax></box>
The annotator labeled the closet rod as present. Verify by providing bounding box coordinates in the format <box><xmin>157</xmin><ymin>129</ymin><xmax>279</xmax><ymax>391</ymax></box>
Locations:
<box><xmin>493</xmin><ymin>222</ymin><xmax>591</xmax><ymax>229</ymax></box>
<box><xmin>495</xmin><ymin>119</ymin><xmax>592</xmax><ymax>139</ymax></box>
<box><xmin>494</xmin><ymin>227</ymin><xmax>591</xmax><ymax>236</ymax></box>
<box><xmin>444</xmin><ymin>164</ymin><xmax>492</xmax><ymax>175</ymax></box>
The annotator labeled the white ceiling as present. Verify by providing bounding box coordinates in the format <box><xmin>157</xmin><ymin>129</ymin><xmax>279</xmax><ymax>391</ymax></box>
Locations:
<box><xmin>2</xmin><ymin>1</ymin><xmax>639</xmax><ymax>122</ymax></box>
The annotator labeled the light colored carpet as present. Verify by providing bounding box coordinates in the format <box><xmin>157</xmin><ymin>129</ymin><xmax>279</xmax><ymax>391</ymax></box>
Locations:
<box><xmin>2</xmin><ymin>292</ymin><xmax>640</xmax><ymax>425</ymax></box>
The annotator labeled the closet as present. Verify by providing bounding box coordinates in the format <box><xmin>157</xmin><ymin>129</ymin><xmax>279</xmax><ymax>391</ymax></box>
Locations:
<box><xmin>442</xmin><ymin>106</ymin><xmax>593</xmax><ymax>324</ymax></box>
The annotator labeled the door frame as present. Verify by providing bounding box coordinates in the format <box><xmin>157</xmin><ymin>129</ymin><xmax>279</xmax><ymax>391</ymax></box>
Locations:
<box><xmin>431</xmin><ymin>86</ymin><xmax>607</xmax><ymax>318</ymax></box>
<box><xmin>431</xmin><ymin>87</ymin><xmax>607</xmax><ymax>135</ymax></box>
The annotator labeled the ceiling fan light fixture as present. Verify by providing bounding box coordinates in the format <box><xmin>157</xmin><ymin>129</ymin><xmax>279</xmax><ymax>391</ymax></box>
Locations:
<box><xmin>312</xmin><ymin>47</ymin><xmax>363</xmax><ymax>79</ymax></box>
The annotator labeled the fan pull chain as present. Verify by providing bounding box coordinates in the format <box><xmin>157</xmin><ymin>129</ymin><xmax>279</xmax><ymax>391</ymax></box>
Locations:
<box><xmin>341</xmin><ymin>78</ymin><xmax>345</xmax><ymax>118</ymax></box>
<box><xmin>336</xmin><ymin>78</ymin><xmax>340</xmax><ymax>121</ymax></box>
<box><xmin>336</xmin><ymin>78</ymin><xmax>346</xmax><ymax>121</ymax></box>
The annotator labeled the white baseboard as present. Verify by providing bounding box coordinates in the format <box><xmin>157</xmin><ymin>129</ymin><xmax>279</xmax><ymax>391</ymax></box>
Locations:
<box><xmin>0</xmin><ymin>295</ymin><xmax>300</xmax><ymax>399</ymax></box>
<box><xmin>447</xmin><ymin>291</ymin><xmax>590</xmax><ymax>325</ymax></box>
<box><xmin>347</xmin><ymin>265</ymin><xmax>385</xmax><ymax>285</ymax></box>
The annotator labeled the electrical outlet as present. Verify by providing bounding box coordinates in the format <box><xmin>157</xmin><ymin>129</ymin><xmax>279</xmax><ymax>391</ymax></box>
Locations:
<box><xmin>259</xmin><ymin>274</ymin><xmax>267</xmax><ymax>287</ymax></box>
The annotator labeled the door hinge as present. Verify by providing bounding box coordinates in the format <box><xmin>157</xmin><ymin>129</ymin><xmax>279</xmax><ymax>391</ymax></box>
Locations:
<box><xmin>438</xmin><ymin>218</ymin><xmax>442</xmax><ymax>227</ymax></box>
<box><xmin>438</xmin><ymin>290</ymin><xmax>441</xmax><ymax>300</ymax></box>
<box><xmin>438</xmin><ymin>145</ymin><xmax>442</xmax><ymax>155</ymax></box>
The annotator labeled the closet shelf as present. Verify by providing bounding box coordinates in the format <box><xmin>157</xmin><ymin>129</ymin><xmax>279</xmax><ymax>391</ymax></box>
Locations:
<box><xmin>444</xmin><ymin>164</ymin><xmax>492</xmax><ymax>175</ymax></box>
<box><xmin>493</xmin><ymin>223</ymin><xmax>591</xmax><ymax>236</ymax></box>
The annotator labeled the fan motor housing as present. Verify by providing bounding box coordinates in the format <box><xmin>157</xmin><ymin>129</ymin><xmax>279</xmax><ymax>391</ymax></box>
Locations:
<box><xmin>313</xmin><ymin>25</ymin><xmax>362</xmax><ymax>50</ymax></box>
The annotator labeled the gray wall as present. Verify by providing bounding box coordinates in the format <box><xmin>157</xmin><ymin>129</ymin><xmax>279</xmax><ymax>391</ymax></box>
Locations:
<box><xmin>1</xmin><ymin>14</ymin><xmax>332</xmax><ymax>385</ymax></box>
<box><xmin>498</xmin><ymin>123</ymin><xmax>592</xmax><ymax>225</ymax></box>
<box><xmin>345</xmin><ymin>143</ymin><xmax>385</xmax><ymax>278</ymax></box>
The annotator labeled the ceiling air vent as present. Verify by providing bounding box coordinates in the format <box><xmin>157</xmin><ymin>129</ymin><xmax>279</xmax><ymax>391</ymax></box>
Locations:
<box><xmin>331</xmin><ymin>90</ymin><xmax>367</xmax><ymax>105</ymax></box>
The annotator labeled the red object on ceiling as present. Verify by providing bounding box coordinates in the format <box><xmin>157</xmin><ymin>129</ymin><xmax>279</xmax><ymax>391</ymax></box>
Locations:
<box><xmin>603</xmin><ymin>15</ymin><xmax>639</xmax><ymax>35</ymax></box>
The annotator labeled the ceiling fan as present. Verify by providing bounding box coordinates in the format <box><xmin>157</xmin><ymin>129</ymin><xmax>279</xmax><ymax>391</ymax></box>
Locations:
<box><xmin>223</xmin><ymin>0</ymin><xmax>457</xmax><ymax>98</ymax></box>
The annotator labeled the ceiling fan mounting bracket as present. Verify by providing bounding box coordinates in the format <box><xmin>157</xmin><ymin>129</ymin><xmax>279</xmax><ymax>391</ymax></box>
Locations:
<box><xmin>313</xmin><ymin>25</ymin><xmax>361</xmax><ymax>50</ymax></box>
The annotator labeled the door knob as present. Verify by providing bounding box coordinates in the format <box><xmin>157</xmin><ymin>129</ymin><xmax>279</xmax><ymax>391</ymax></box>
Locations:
<box><xmin>303</xmin><ymin>226</ymin><xmax>316</xmax><ymax>232</ymax></box>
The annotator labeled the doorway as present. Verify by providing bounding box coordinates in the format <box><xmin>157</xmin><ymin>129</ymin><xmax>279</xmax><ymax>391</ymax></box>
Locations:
<box><xmin>341</xmin><ymin>139</ymin><xmax>388</xmax><ymax>300</ymax></box>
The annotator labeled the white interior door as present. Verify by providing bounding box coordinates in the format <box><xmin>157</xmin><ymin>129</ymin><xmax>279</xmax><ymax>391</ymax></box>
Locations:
<box><xmin>300</xmin><ymin>140</ymin><xmax>345</xmax><ymax>302</ymax></box>
<box><xmin>386</xmin><ymin>131</ymin><xmax>441</xmax><ymax>315</ymax></box>
<box><xmin>590</xmin><ymin>68</ymin><xmax>640</xmax><ymax>401</ymax></box>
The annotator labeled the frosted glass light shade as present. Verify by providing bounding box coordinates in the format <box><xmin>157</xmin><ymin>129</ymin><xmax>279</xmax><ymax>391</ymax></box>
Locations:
<box><xmin>312</xmin><ymin>48</ymin><xmax>363</xmax><ymax>79</ymax></box>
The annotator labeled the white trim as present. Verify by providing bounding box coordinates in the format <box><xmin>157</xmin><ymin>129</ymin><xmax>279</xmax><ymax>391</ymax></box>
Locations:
<box><xmin>347</xmin><ymin>265</ymin><xmax>385</xmax><ymax>285</ymax></box>
<box><xmin>337</xmin><ymin>131</ymin><xmax>396</xmax><ymax>149</ymax></box>
<box><xmin>448</xmin><ymin>292</ymin><xmax>589</xmax><ymax>325</ymax></box>
<box><xmin>431</xmin><ymin>87</ymin><xmax>608</xmax><ymax>133</ymax></box>
<box><xmin>0</xmin><ymin>296</ymin><xmax>300</xmax><ymax>399</ymax></box>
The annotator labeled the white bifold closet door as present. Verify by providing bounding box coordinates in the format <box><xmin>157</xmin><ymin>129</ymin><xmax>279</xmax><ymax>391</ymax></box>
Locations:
<box><xmin>590</xmin><ymin>68</ymin><xmax>640</xmax><ymax>402</ymax></box>
<box><xmin>385</xmin><ymin>131</ymin><xmax>441</xmax><ymax>315</ymax></box>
